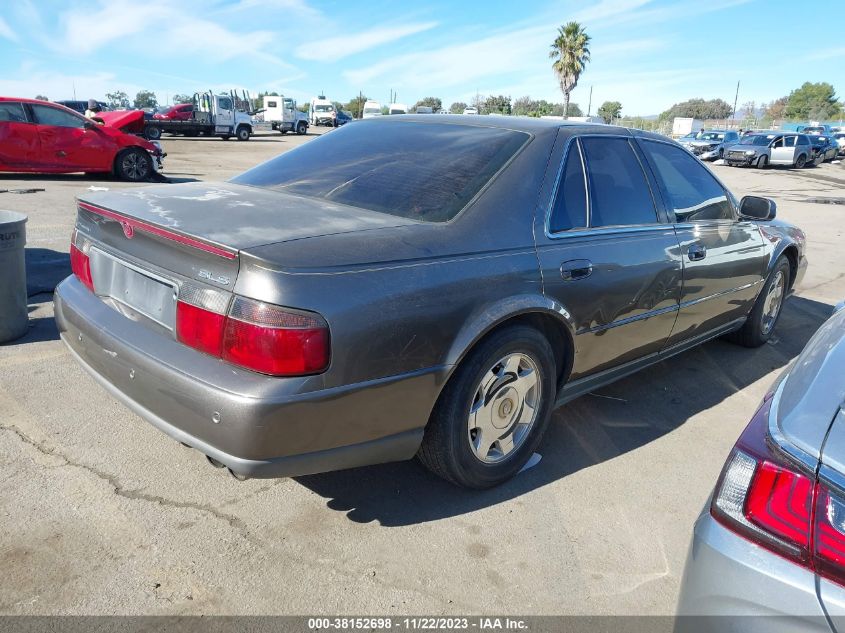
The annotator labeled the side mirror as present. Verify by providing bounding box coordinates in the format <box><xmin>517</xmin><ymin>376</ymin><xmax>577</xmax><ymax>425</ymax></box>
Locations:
<box><xmin>738</xmin><ymin>195</ymin><xmax>776</xmax><ymax>221</ymax></box>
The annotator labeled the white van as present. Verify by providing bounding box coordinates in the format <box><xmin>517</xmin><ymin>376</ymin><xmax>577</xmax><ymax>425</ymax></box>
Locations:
<box><xmin>362</xmin><ymin>100</ymin><xmax>382</xmax><ymax>119</ymax></box>
<box><xmin>388</xmin><ymin>103</ymin><xmax>408</xmax><ymax>115</ymax></box>
<box><xmin>309</xmin><ymin>96</ymin><xmax>336</xmax><ymax>127</ymax></box>
<box><xmin>415</xmin><ymin>106</ymin><xmax>433</xmax><ymax>114</ymax></box>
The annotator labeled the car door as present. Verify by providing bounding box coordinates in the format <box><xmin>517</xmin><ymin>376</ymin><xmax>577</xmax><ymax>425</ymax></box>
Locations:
<box><xmin>214</xmin><ymin>96</ymin><xmax>234</xmax><ymax>131</ymax></box>
<box><xmin>30</xmin><ymin>103</ymin><xmax>113</xmax><ymax>171</ymax></box>
<box><xmin>637</xmin><ymin>138</ymin><xmax>768</xmax><ymax>346</ymax></box>
<box><xmin>534</xmin><ymin>133</ymin><xmax>683</xmax><ymax>380</ymax></box>
<box><xmin>771</xmin><ymin>135</ymin><xmax>797</xmax><ymax>165</ymax></box>
<box><xmin>0</xmin><ymin>101</ymin><xmax>42</xmax><ymax>170</ymax></box>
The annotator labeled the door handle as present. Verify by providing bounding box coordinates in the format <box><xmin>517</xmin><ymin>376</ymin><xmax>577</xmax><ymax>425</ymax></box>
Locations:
<box><xmin>560</xmin><ymin>259</ymin><xmax>593</xmax><ymax>281</ymax></box>
<box><xmin>688</xmin><ymin>243</ymin><xmax>707</xmax><ymax>261</ymax></box>
<box><xmin>56</xmin><ymin>150</ymin><xmax>67</xmax><ymax>157</ymax></box>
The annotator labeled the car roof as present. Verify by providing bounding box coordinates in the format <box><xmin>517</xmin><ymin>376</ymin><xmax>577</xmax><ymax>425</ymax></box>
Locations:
<box><xmin>0</xmin><ymin>96</ymin><xmax>86</xmax><ymax>116</ymax></box>
<box><xmin>361</xmin><ymin>113</ymin><xmax>656</xmax><ymax>139</ymax></box>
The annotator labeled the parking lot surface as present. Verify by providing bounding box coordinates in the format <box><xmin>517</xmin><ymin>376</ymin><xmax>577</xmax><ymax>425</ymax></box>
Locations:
<box><xmin>1</xmin><ymin>129</ymin><xmax>844</xmax><ymax>615</ymax></box>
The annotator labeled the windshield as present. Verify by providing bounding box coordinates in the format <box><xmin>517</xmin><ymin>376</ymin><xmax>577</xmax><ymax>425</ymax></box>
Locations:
<box><xmin>315</xmin><ymin>104</ymin><xmax>333</xmax><ymax>112</ymax></box>
<box><xmin>363</xmin><ymin>107</ymin><xmax>380</xmax><ymax>114</ymax></box>
<box><xmin>740</xmin><ymin>134</ymin><xmax>776</xmax><ymax>146</ymax></box>
<box><xmin>697</xmin><ymin>132</ymin><xmax>725</xmax><ymax>141</ymax></box>
<box><xmin>231</xmin><ymin>121</ymin><xmax>530</xmax><ymax>223</ymax></box>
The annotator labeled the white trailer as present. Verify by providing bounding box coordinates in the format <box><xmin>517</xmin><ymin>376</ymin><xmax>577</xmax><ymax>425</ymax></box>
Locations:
<box><xmin>672</xmin><ymin>117</ymin><xmax>704</xmax><ymax>138</ymax></box>
<box><xmin>388</xmin><ymin>103</ymin><xmax>408</xmax><ymax>115</ymax></box>
<box><xmin>362</xmin><ymin>100</ymin><xmax>382</xmax><ymax>119</ymax></box>
<box><xmin>264</xmin><ymin>96</ymin><xmax>309</xmax><ymax>135</ymax></box>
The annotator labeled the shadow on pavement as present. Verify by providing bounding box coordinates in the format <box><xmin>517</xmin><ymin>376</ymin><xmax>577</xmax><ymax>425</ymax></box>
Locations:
<box><xmin>295</xmin><ymin>295</ymin><xmax>834</xmax><ymax>526</ymax></box>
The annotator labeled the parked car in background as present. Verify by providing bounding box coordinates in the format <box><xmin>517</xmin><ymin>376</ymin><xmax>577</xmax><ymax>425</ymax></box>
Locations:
<box><xmin>463</xmin><ymin>106</ymin><xmax>478</xmax><ymax>115</ymax></box>
<box><xmin>802</xmin><ymin>124</ymin><xmax>834</xmax><ymax>135</ymax></box>
<box><xmin>153</xmin><ymin>103</ymin><xmax>193</xmax><ymax>122</ymax></box>
<box><xmin>54</xmin><ymin>117</ymin><xmax>805</xmax><ymax>488</ymax></box>
<box><xmin>683</xmin><ymin>130</ymin><xmax>739</xmax><ymax>161</ymax></box>
<box><xmin>263</xmin><ymin>95</ymin><xmax>308</xmax><ymax>135</ymax></box>
<box><xmin>388</xmin><ymin>103</ymin><xmax>408</xmax><ymax>115</ymax></box>
<box><xmin>725</xmin><ymin>132</ymin><xmax>813</xmax><ymax>168</ymax></box>
<box><xmin>677</xmin><ymin>131</ymin><xmax>700</xmax><ymax>145</ymax></box>
<box><xmin>415</xmin><ymin>106</ymin><xmax>434</xmax><ymax>114</ymax></box>
<box><xmin>56</xmin><ymin>99</ymin><xmax>109</xmax><ymax>114</ymax></box>
<box><xmin>335</xmin><ymin>110</ymin><xmax>353</xmax><ymax>126</ymax></box>
<box><xmin>834</xmin><ymin>132</ymin><xmax>845</xmax><ymax>156</ymax></box>
<box><xmin>676</xmin><ymin>301</ymin><xmax>845</xmax><ymax>631</ymax></box>
<box><xmin>0</xmin><ymin>97</ymin><xmax>163</xmax><ymax>181</ymax></box>
<box><xmin>361</xmin><ymin>100</ymin><xmax>381</xmax><ymax>119</ymax></box>
<box><xmin>808</xmin><ymin>135</ymin><xmax>840</xmax><ymax>164</ymax></box>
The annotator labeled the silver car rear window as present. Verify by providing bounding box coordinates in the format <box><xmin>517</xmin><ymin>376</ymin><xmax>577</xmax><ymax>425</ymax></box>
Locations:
<box><xmin>231</xmin><ymin>121</ymin><xmax>530</xmax><ymax>222</ymax></box>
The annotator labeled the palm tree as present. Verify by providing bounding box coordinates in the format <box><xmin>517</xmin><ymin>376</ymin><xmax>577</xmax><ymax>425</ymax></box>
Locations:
<box><xmin>549</xmin><ymin>22</ymin><xmax>591</xmax><ymax>120</ymax></box>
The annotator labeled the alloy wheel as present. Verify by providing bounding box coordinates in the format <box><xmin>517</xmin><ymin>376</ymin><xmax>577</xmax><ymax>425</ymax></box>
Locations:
<box><xmin>762</xmin><ymin>270</ymin><xmax>785</xmax><ymax>335</ymax></box>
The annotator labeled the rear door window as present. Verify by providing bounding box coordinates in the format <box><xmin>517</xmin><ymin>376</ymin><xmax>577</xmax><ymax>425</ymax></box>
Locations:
<box><xmin>31</xmin><ymin>104</ymin><xmax>86</xmax><ymax>128</ymax></box>
<box><xmin>548</xmin><ymin>140</ymin><xmax>588</xmax><ymax>232</ymax></box>
<box><xmin>640</xmin><ymin>140</ymin><xmax>733</xmax><ymax>222</ymax></box>
<box><xmin>580</xmin><ymin>137</ymin><xmax>657</xmax><ymax>227</ymax></box>
<box><xmin>232</xmin><ymin>121</ymin><xmax>530</xmax><ymax>222</ymax></box>
<box><xmin>0</xmin><ymin>102</ymin><xmax>27</xmax><ymax>123</ymax></box>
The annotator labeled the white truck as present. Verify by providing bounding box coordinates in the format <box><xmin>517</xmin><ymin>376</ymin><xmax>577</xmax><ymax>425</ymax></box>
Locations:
<box><xmin>388</xmin><ymin>103</ymin><xmax>408</xmax><ymax>115</ymax></box>
<box><xmin>362</xmin><ymin>100</ymin><xmax>382</xmax><ymax>119</ymax></box>
<box><xmin>672</xmin><ymin>117</ymin><xmax>704</xmax><ymax>139</ymax></box>
<box><xmin>309</xmin><ymin>96</ymin><xmax>337</xmax><ymax>127</ymax></box>
<box><xmin>144</xmin><ymin>91</ymin><xmax>254</xmax><ymax>141</ymax></box>
<box><xmin>263</xmin><ymin>95</ymin><xmax>309</xmax><ymax>135</ymax></box>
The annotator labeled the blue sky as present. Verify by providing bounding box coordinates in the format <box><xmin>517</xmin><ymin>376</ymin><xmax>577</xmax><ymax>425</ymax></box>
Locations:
<box><xmin>0</xmin><ymin>0</ymin><xmax>842</xmax><ymax>115</ymax></box>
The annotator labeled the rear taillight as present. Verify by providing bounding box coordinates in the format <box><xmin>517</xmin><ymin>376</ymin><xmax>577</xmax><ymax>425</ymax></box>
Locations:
<box><xmin>69</xmin><ymin>229</ymin><xmax>94</xmax><ymax>292</ymax></box>
<box><xmin>711</xmin><ymin>395</ymin><xmax>845</xmax><ymax>586</ymax></box>
<box><xmin>175</xmin><ymin>288</ymin><xmax>329</xmax><ymax>377</ymax></box>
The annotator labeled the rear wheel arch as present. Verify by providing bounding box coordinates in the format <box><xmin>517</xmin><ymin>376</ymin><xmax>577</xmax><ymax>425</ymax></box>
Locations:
<box><xmin>446</xmin><ymin>309</ymin><xmax>575</xmax><ymax>396</ymax></box>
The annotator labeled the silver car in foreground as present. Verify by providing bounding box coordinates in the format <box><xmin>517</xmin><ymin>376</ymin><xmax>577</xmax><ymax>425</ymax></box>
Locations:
<box><xmin>676</xmin><ymin>302</ymin><xmax>845</xmax><ymax>632</ymax></box>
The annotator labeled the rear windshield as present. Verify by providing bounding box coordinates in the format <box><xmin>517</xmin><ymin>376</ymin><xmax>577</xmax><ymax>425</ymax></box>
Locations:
<box><xmin>231</xmin><ymin>121</ymin><xmax>530</xmax><ymax>222</ymax></box>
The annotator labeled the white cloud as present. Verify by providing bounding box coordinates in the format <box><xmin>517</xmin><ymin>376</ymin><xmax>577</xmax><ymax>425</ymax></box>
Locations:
<box><xmin>0</xmin><ymin>70</ymin><xmax>142</xmax><ymax>102</ymax></box>
<box><xmin>296</xmin><ymin>22</ymin><xmax>438</xmax><ymax>61</ymax></box>
<box><xmin>806</xmin><ymin>46</ymin><xmax>845</xmax><ymax>61</ymax></box>
<box><xmin>0</xmin><ymin>16</ymin><xmax>19</xmax><ymax>41</ymax></box>
<box><xmin>58</xmin><ymin>0</ymin><xmax>169</xmax><ymax>54</ymax></box>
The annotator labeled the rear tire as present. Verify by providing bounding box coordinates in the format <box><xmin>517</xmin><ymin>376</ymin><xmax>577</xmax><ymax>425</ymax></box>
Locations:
<box><xmin>145</xmin><ymin>125</ymin><xmax>162</xmax><ymax>140</ymax></box>
<box><xmin>114</xmin><ymin>148</ymin><xmax>152</xmax><ymax>182</ymax></box>
<box><xmin>795</xmin><ymin>154</ymin><xmax>807</xmax><ymax>168</ymax></box>
<box><xmin>728</xmin><ymin>256</ymin><xmax>790</xmax><ymax>348</ymax></box>
<box><xmin>756</xmin><ymin>155</ymin><xmax>768</xmax><ymax>169</ymax></box>
<box><xmin>417</xmin><ymin>325</ymin><xmax>557</xmax><ymax>488</ymax></box>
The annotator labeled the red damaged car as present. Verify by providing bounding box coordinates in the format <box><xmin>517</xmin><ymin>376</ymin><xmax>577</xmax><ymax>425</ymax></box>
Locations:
<box><xmin>153</xmin><ymin>103</ymin><xmax>193</xmax><ymax>121</ymax></box>
<box><xmin>0</xmin><ymin>97</ymin><xmax>164</xmax><ymax>182</ymax></box>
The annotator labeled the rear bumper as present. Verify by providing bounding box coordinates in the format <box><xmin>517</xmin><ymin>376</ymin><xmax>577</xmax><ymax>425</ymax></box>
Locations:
<box><xmin>54</xmin><ymin>276</ymin><xmax>443</xmax><ymax>478</ymax></box>
<box><xmin>675</xmin><ymin>509</ymin><xmax>832</xmax><ymax>632</ymax></box>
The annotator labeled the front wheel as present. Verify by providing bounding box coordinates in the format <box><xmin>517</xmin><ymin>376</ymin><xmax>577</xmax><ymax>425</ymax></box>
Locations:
<box><xmin>115</xmin><ymin>148</ymin><xmax>152</xmax><ymax>182</ymax></box>
<box><xmin>756</xmin><ymin>155</ymin><xmax>768</xmax><ymax>169</ymax></box>
<box><xmin>236</xmin><ymin>126</ymin><xmax>250</xmax><ymax>141</ymax></box>
<box><xmin>296</xmin><ymin>122</ymin><xmax>307</xmax><ymax>135</ymax></box>
<box><xmin>728</xmin><ymin>256</ymin><xmax>790</xmax><ymax>348</ymax></box>
<box><xmin>417</xmin><ymin>325</ymin><xmax>557</xmax><ymax>488</ymax></box>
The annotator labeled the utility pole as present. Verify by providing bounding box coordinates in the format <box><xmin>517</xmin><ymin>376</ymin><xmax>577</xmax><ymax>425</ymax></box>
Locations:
<box><xmin>732</xmin><ymin>80</ymin><xmax>740</xmax><ymax>127</ymax></box>
<box><xmin>587</xmin><ymin>85</ymin><xmax>593</xmax><ymax>117</ymax></box>
<box><xmin>72</xmin><ymin>82</ymin><xmax>76</xmax><ymax>100</ymax></box>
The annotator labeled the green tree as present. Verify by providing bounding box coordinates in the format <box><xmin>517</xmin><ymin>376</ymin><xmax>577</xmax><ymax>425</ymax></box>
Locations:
<box><xmin>133</xmin><ymin>90</ymin><xmax>158</xmax><ymax>110</ymax></box>
<box><xmin>597</xmin><ymin>100</ymin><xmax>622</xmax><ymax>123</ymax></box>
<box><xmin>35</xmin><ymin>94</ymin><xmax>49</xmax><ymax>101</ymax></box>
<box><xmin>344</xmin><ymin>95</ymin><xmax>368</xmax><ymax>119</ymax></box>
<box><xmin>483</xmin><ymin>95</ymin><xmax>512</xmax><ymax>115</ymax></box>
<box><xmin>549</xmin><ymin>22</ymin><xmax>591</xmax><ymax>120</ymax></box>
<box><xmin>449</xmin><ymin>101</ymin><xmax>468</xmax><ymax>114</ymax></box>
<box><xmin>784</xmin><ymin>82</ymin><xmax>840</xmax><ymax>120</ymax></box>
<box><xmin>660</xmin><ymin>98</ymin><xmax>733</xmax><ymax>120</ymax></box>
<box><xmin>106</xmin><ymin>91</ymin><xmax>130</xmax><ymax>109</ymax></box>
<box><xmin>414</xmin><ymin>97</ymin><xmax>442</xmax><ymax>112</ymax></box>
<box><xmin>172</xmin><ymin>94</ymin><xmax>193</xmax><ymax>104</ymax></box>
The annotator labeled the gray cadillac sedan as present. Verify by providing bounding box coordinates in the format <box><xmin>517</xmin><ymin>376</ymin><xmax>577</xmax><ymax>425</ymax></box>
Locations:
<box><xmin>54</xmin><ymin>116</ymin><xmax>807</xmax><ymax>488</ymax></box>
